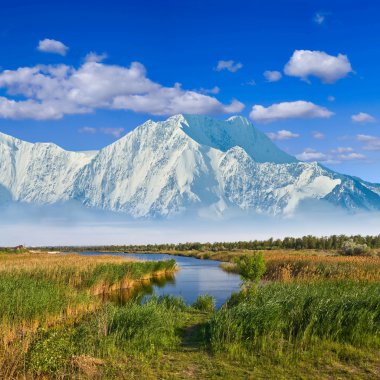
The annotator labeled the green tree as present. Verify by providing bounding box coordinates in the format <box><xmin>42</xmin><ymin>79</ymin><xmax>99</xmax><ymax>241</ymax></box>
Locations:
<box><xmin>236</xmin><ymin>253</ymin><xmax>266</xmax><ymax>288</ymax></box>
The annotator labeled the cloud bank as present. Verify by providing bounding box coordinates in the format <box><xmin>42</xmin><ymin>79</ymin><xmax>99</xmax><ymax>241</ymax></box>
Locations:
<box><xmin>0</xmin><ymin>61</ymin><xmax>244</xmax><ymax>120</ymax></box>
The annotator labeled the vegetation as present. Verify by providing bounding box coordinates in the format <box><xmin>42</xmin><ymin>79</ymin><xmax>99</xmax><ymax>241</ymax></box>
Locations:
<box><xmin>1</xmin><ymin>246</ymin><xmax>380</xmax><ymax>379</ymax></box>
<box><xmin>34</xmin><ymin>233</ymin><xmax>380</xmax><ymax>253</ymax></box>
<box><xmin>341</xmin><ymin>238</ymin><xmax>370</xmax><ymax>256</ymax></box>
<box><xmin>236</xmin><ymin>252</ymin><xmax>266</xmax><ymax>285</ymax></box>
<box><xmin>0</xmin><ymin>252</ymin><xmax>176</xmax><ymax>378</ymax></box>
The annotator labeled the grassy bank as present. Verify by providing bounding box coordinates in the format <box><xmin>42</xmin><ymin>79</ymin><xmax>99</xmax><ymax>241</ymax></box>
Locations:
<box><xmin>0</xmin><ymin>252</ymin><xmax>176</xmax><ymax>378</ymax></box>
<box><xmin>20</xmin><ymin>285</ymin><xmax>380</xmax><ymax>379</ymax></box>
<box><xmin>1</xmin><ymin>250</ymin><xmax>380</xmax><ymax>379</ymax></box>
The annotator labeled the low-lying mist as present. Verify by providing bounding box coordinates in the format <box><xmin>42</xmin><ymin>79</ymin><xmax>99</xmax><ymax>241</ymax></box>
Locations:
<box><xmin>1</xmin><ymin>200</ymin><xmax>379</xmax><ymax>246</ymax></box>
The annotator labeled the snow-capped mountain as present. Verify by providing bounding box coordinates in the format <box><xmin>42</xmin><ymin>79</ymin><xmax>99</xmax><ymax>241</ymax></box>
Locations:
<box><xmin>1</xmin><ymin>114</ymin><xmax>380</xmax><ymax>218</ymax></box>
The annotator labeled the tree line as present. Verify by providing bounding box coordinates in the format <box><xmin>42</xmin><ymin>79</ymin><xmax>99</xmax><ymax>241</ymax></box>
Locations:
<box><xmin>33</xmin><ymin>234</ymin><xmax>380</xmax><ymax>252</ymax></box>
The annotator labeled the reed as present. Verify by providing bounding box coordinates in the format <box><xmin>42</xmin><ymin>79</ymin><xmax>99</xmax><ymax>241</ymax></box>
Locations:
<box><xmin>208</xmin><ymin>281</ymin><xmax>380</xmax><ymax>357</ymax></box>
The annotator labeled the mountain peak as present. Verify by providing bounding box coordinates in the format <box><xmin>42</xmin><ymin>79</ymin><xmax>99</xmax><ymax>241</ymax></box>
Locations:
<box><xmin>172</xmin><ymin>114</ymin><xmax>297</xmax><ymax>164</ymax></box>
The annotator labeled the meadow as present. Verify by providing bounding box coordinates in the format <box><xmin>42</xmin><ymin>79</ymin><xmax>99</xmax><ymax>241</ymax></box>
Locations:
<box><xmin>0</xmin><ymin>245</ymin><xmax>379</xmax><ymax>379</ymax></box>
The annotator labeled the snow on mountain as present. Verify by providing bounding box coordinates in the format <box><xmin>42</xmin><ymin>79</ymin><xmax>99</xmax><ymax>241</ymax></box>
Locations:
<box><xmin>0</xmin><ymin>132</ymin><xmax>95</xmax><ymax>203</ymax></box>
<box><xmin>1</xmin><ymin>114</ymin><xmax>380</xmax><ymax>218</ymax></box>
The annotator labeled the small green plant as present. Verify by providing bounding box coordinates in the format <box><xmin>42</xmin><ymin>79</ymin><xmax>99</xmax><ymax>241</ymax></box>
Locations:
<box><xmin>28</xmin><ymin>328</ymin><xmax>76</xmax><ymax>376</ymax></box>
<box><xmin>192</xmin><ymin>295</ymin><xmax>215</xmax><ymax>312</ymax></box>
<box><xmin>236</xmin><ymin>253</ymin><xmax>266</xmax><ymax>286</ymax></box>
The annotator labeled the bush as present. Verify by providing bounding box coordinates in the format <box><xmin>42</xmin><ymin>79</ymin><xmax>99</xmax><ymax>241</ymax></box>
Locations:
<box><xmin>341</xmin><ymin>239</ymin><xmax>369</xmax><ymax>256</ymax></box>
<box><xmin>236</xmin><ymin>253</ymin><xmax>266</xmax><ymax>285</ymax></box>
<box><xmin>192</xmin><ymin>295</ymin><xmax>215</xmax><ymax>312</ymax></box>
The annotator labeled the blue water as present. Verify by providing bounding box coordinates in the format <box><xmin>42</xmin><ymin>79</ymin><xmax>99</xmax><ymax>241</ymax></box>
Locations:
<box><xmin>79</xmin><ymin>252</ymin><xmax>241</xmax><ymax>308</ymax></box>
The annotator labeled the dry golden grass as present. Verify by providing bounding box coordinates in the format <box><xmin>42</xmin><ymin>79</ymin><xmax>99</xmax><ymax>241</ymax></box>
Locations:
<box><xmin>219</xmin><ymin>250</ymin><xmax>380</xmax><ymax>282</ymax></box>
<box><xmin>0</xmin><ymin>252</ymin><xmax>134</xmax><ymax>272</ymax></box>
<box><xmin>262</xmin><ymin>251</ymin><xmax>380</xmax><ymax>280</ymax></box>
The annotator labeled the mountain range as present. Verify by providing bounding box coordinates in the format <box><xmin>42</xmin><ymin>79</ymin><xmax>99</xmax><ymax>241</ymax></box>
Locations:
<box><xmin>1</xmin><ymin>114</ymin><xmax>380</xmax><ymax>218</ymax></box>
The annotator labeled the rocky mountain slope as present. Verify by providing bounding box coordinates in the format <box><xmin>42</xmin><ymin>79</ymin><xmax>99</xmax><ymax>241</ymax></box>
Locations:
<box><xmin>1</xmin><ymin>114</ymin><xmax>380</xmax><ymax>217</ymax></box>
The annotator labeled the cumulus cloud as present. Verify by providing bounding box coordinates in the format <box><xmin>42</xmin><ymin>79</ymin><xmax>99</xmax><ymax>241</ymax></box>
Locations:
<box><xmin>351</xmin><ymin>112</ymin><xmax>375</xmax><ymax>123</ymax></box>
<box><xmin>79</xmin><ymin>126</ymin><xmax>96</xmax><ymax>134</ymax></box>
<box><xmin>312</xmin><ymin>131</ymin><xmax>325</xmax><ymax>140</ymax></box>
<box><xmin>37</xmin><ymin>38</ymin><xmax>69</xmax><ymax>56</ymax></box>
<box><xmin>357</xmin><ymin>134</ymin><xmax>380</xmax><ymax>151</ymax></box>
<box><xmin>297</xmin><ymin>146</ymin><xmax>366</xmax><ymax>163</ymax></box>
<box><xmin>296</xmin><ymin>148</ymin><xmax>327</xmax><ymax>162</ymax></box>
<box><xmin>332</xmin><ymin>147</ymin><xmax>354</xmax><ymax>154</ymax></box>
<box><xmin>100</xmin><ymin>127</ymin><xmax>125</xmax><ymax>138</ymax></box>
<box><xmin>0</xmin><ymin>61</ymin><xmax>244</xmax><ymax>120</ymax></box>
<box><xmin>84</xmin><ymin>52</ymin><xmax>108</xmax><ymax>63</ymax></box>
<box><xmin>263</xmin><ymin>70</ymin><xmax>282</xmax><ymax>82</ymax></box>
<box><xmin>249</xmin><ymin>100</ymin><xmax>333</xmax><ymax>123</ymax></box>
<box><xmin>266</xmin><ymin>130</ymin><xmax>299</xmax><ymax>141</ymax></box>
<box><xmin>284</xmin><ymin>50</ymin><xmax>353</xmax><ymax>83</ymax></box>
<box><xmin>337</xmin><ymin>152</ymin><xmax>365</xmax><ymax>161</ymax></box>
<box><xmin>216</xmin><ymin>60</ymin><xmax>243</xmax><ymax>73</ymax></box>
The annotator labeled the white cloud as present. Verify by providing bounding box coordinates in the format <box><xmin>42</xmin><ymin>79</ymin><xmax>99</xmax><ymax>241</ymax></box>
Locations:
<box><xmin>100</xmin><ymin>127</ymin><xmax>125</xmax><ymax>138</ymax></box>
<box><xmin>0</xmin><ymin>61</ymin><xmax>244</xmax><ymax>120</ymax></box>
<box><xmin>284</xmin><ymin>50</ymin><xmax>353</xmax><ymax>83</ymax></box>
<box><xmin>357</xmin><ymin>134</ymin><xmax>380</xmax><ymax>151</ymax></box>
<box><xmin>337</xmin><ymin>152</ymin><xmax>365</xmax><ymax>161</ymax></box>
<box><xmin>37</xmin><ymin>38</ymin><xmax>69</xmax><ymax>56</ymax></box>
<box><xmin>249</xmin><ymin>100</ymin><xmax>333</xmax><ymax>123</ymax></box>
<box><xmin>266</xmin><ymin>130</ymin><xmax>299</xmax><ymax>141</ymax></box>
<box><xmin>85</xmin><ymin>52</ymin><xmax>108</xmax><ymax>63</ymax></box>
<box><xmin>327</xmin><ymin>95</ymin><xmax>335</xmax><ymax>102</ymax></box>
<box><xmin>198</xmin><ymin>86</ymin><xmax>220</xmax><ymax>94</ymax></box>
<box><xmin>296</xmin><ymin>148</ymin><xmax>327</xmax><ymax>161</ymax></box>
<box><xmin>312</xmin><ymin>131</ymin><xmax>325</xmax><ymax>140</ymax></box>
<box><xmin>351</xmin><ymin>112</ymin><xmax>375</xmax><ymax>123</ymax></box>
<box><xmin>263</xmin><ymin>70</ymin><xmax>282</xmax><ymax>82</ymax></box>
<box><xmin>79</xmin><ymin>126</ymin><xmax>96</xmax><ymax>134</ymax></box>
<box><xmin>332</xmin><ymin>147</ymin><xmax>354</xmax><ymax>154</ymax></box>
<box><xmin>216</xmin><ymin>60</ymin><xmax>243</xmax><ymax>73</ymax></box>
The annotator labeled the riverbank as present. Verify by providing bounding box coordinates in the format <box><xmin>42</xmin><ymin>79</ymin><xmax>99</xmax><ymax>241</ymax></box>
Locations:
<box><xmin>1</xmin><ymin>250</ymin><xmax>379</xmax><ymax>379</ymax></box>
<box><xmin>0</xmin><ymin>252</ymin><xmax>176</xmax><ymax>378</ymax></box>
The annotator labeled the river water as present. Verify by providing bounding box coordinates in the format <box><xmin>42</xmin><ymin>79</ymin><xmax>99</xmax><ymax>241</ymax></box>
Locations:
<box><xmin>80</xmin><ymin>252</ymin><xmax>241</xmax><ymax>308</ymax></box>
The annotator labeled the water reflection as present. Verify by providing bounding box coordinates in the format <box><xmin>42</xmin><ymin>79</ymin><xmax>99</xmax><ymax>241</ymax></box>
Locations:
<box><xmin>99</xmin><ymin>273</ymin><xmax>176</xmax><ymax>305</ymax></box>
<box><xmin>82</xmin><ymin>252</ymin><xmax>241</xmax><ymax>308</ymax></box>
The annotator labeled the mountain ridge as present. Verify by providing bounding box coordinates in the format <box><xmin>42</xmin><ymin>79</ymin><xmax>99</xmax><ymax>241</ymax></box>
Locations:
<box><xmin>1</xmin><ymin>114</ymin><xmax>380</xmax><ymax>218</ymax></box>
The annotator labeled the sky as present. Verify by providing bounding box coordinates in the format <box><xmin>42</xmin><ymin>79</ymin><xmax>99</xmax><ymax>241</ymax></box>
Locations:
<box><xmin>0</xmin><ymin>0</ymin><xmax>379</xmax><ymax>182</ymax></box>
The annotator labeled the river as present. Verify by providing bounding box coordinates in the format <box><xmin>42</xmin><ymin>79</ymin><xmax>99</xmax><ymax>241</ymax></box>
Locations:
<box><xmin>80</xmin><ymin>252</ymin><xmax>241</xmax><ymax>308</ymax></box>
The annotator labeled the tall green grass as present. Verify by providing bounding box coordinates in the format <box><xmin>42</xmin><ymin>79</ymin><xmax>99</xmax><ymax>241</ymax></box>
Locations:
<box><xmin>27</xmin><ymin>296</ymin><xmax>189</xmax><ymax>376</ymax></box>
<box><xmin>209</xmin><ymin>281</ymin><xmax>380</xmax><ymax>356</ymax></box>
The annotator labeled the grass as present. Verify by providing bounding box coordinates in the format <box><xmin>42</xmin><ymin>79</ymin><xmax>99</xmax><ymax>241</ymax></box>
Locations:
<box><xmin>1</xmin><ymin>249</ymin><xmax>380</xmax><ymax>379</ymax></box>
<box><xmin>219</xmin><ymin>251</ymin><xmax>380</xmax><ymax>282</ymax></box>
<box><xmin>0</xmin><ymin>252</ymin><xmax>176</xmax><ymax>377</ymax></box>
<box><xmin>208</xmin><ymin>281</ymin><xmax>380</xmax><ymax>356</ymax></box>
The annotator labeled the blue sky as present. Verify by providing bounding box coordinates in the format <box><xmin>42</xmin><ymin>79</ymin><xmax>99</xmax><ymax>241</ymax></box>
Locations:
<box><xmin>0</xmin><ymin>0</ymin><xmax>379</xmax><ymax>181</ymax></box>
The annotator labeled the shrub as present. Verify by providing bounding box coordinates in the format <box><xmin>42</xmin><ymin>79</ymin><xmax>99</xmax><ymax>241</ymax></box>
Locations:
<box><xmin>341</xmin><ymin>239</ymin><xmax>369</xmax><ymax>256</ymax></box>
<box><xmin>236</xmin><ymin>253</ymin><xmax>266</xmax><ymax>285</ymax></box>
